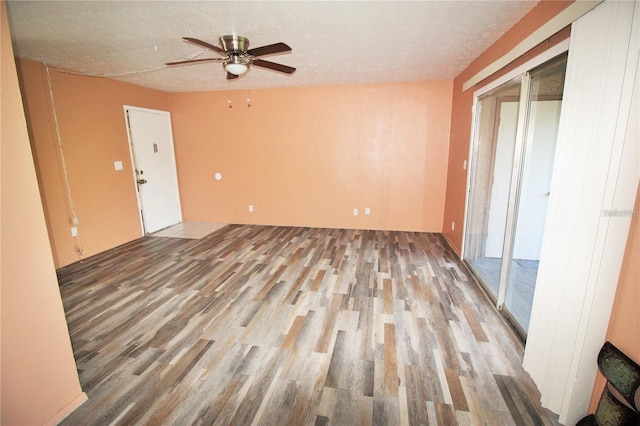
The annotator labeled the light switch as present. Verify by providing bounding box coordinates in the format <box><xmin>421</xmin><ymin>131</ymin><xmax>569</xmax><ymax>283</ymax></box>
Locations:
<box><xmin>114</xmin><ymin>161</ymin><xmax>123</xmax><ymax>171</ymax></box>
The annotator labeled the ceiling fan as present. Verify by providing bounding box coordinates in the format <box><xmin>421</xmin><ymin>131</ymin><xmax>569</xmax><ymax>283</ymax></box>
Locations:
<box><xmin>166</xmin><ymin>35</ymin><xmax>296</xmax><ymax>80</ymax></box>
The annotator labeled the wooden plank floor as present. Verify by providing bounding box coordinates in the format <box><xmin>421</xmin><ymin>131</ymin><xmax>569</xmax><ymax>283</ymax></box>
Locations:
<box><xmin>57</xmin><ymin>225</ymin><xmax>559</xmax><ymax>425</ymax></box>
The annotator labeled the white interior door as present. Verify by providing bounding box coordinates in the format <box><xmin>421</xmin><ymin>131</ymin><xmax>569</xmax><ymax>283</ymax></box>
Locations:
<box><xmin>125</xmin><ymin>107</ymin><xmax>182</xmax><ymax>234</ymax></box>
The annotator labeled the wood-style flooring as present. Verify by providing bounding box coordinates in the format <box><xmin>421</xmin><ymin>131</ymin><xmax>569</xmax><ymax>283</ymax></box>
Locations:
<box><xmin>57</xmin><ymin>225</ymin><xmax>559</xmax><ymax>425</ymax></box>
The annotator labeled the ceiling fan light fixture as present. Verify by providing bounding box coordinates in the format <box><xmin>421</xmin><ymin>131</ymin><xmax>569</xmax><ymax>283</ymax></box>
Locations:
<box><xmin>169</xmin><ymin>35</ymin><xmax>296</xmax><ymax>80</ymax></box>
<box><xmin>225</xmin><ymin>62</ymin><xmax>248</xmax><ymax>76</ymax></box>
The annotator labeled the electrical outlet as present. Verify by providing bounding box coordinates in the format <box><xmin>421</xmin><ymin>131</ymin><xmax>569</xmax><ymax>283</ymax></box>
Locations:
<box><xmin>249</xmin><ymin>204</ymin><xmax>254</xmax><ymax>212</ymax></box>
<box><xmin>365</xmin><ymin>207</ymin><xmax>371</xmax><ymax>215</ymax></box>
<box><xmin>114</xmin><ymin>161</ymin><xmax>123</xmax><ymax>171</ymax></box>
<box><xmin>353</xmin><ymin>208</ymin><xmax>358</xmax><ymax>216</ymax></box>
<box><xmin>71</xmin><ymin>227</ymin><xmax>78</xmax><ymax>237</ymax></box>
<box><xmin>451</xmin><ymin>221</ymin><xmax>455</xmax><ymax>231</ymax></box>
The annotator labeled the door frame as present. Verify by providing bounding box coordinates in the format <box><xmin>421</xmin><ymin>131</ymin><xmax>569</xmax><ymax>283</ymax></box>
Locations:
<box><xmin>123</xmin><ymin>105</ymin><xmax>182</xmax><ymax>235</ymax></box>
<box><xmin>462</xmin><ymin>39</ymin><xmax>569</xmax><ymax>260</ymax></box>
<box><xmin>462</xmin><ymin>41</ymin><xmax>569</xmax><ymax>321</ymax></box>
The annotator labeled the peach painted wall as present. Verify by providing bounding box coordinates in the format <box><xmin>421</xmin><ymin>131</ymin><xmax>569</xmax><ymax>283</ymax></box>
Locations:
<box><xmin>1</xmin><ymin>2</ymin><xmax>86</xmax><ymax>423</ymax></box>
<box><xmin>442</xmin><ymin>0</ymin><xmax>574</xmax><ymax>254</ymax></box>
<box><xmin>17</xmin><ymin>59</ymin><xmax>170</xmax><ymax>267</ymax></box>
<box><xmin>169</xmin><ymin>82</ymin><xmax>452</xmax><ymax>232</ymax></box>
<box><xmin>588</xmin><ymin>183</ymin><xmax>640</xmax><ymax>412</ymax></box>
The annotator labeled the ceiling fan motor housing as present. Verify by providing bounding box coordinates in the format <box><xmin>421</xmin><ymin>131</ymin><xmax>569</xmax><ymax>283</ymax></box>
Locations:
<box><xmin>220</xmin><ymin>35</ymin><xmax>249</xmax><ymax>53</ymax></box>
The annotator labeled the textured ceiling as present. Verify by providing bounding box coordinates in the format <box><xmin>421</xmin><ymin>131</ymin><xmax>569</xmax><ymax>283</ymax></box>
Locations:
<box><xmin>6</xmin><ymin>1</ymin><xmax>539</xmax><ymax>93</ymax></box>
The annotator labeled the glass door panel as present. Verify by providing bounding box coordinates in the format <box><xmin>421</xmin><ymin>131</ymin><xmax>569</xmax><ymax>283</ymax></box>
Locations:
<box><xmin>504</xmin><ymin>56</ymin><xmax>567</xmax><ymax>332</ymax></box>
<box><xmin>464</xmin><ymin>54</ymin><xmax>568</xmax><ymax>339</ymax></box>
<box><xmin>464</xmin><ymin>78</ymin><xmax>522</xmax><ymax>300</ymax></box>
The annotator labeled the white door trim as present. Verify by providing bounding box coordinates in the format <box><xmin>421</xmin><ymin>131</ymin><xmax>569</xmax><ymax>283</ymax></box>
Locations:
<box><xmin>123</xmin><ymin>105</ymin><xmax>182</xmax><ymax>235</ymax></box>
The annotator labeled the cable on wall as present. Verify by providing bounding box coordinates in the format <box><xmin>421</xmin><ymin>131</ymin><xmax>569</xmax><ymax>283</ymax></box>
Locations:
<box><xmin>45</xmin><ymin>63</ymin><xmax>84</xmax><ymax>260</ymax></box>
<box><xmin>41</xmin><ymin>49</ymin><xmax>208</xmax><ymax>261</ymax></box>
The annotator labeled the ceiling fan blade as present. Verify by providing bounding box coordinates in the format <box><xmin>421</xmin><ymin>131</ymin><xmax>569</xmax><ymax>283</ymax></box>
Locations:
<box><xmin>247</xmin><ymin>42</ymin><xmax>292</xmax><ymax>57</ymax></box>
<box><xmin>227</xmin><ymin>72</ymin><xmax>239</xmax><ymax>80</ymax></box>
<box><xmin>166</xmin><ymin>57</ymin><xmax>224</xmax><ymax>66</ymax></box>
<box><xmin>252</xmin><ymin>59</ymin><xmax>296</xmax><ymax>75</ymax></box>
<box><xmin>183</xmin><ymin>37</ymin><xmax>225</xmax><ymax>54</ymax></box>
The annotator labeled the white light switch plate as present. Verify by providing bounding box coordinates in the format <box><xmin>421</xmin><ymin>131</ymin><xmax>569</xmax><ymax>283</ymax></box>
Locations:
<box><xmin>114</xmin><ymin>161</ymin><xmax>123</xmax><ymax>171</ymax></box>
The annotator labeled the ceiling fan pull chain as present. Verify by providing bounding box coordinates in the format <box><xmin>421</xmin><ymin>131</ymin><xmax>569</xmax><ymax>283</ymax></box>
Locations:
<box><xmin>247</xmin><ymin>89</ymin><xmax>251</xmax><ymax>108</ymax></box>
<box><xmin>228</xmin><ymin>87</ymin><xmax>233</xmax><ymax>109</ymax></box>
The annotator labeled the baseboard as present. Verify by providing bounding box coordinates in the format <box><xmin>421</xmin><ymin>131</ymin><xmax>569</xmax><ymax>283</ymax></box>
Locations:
<box><xmin>440</xmin><ymin>232</ymin><xmax>462</xmax><ymax>259</ymax></box>
<box><xmin>44</xmin><ymin>392</ymin><xmax>87</xmax><ymax>425</ymax></box>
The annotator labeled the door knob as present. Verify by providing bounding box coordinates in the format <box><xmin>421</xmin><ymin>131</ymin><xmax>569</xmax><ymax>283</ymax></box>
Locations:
<box><xmin>137</xmin><ymin>179</ymin><xmax>148</xmax><ymax>185</ymax></box>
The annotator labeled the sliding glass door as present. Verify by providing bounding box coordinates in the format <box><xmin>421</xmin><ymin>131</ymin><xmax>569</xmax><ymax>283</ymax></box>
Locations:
<box><xmin>464</xmin><ymin>54</ymin><xmax>567</xmax><ymax>338</ymax></box>
<box><xmin>464</xmin><ymin>79</ymin><xmax>522</xmax><ymax>298</ymax></box>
